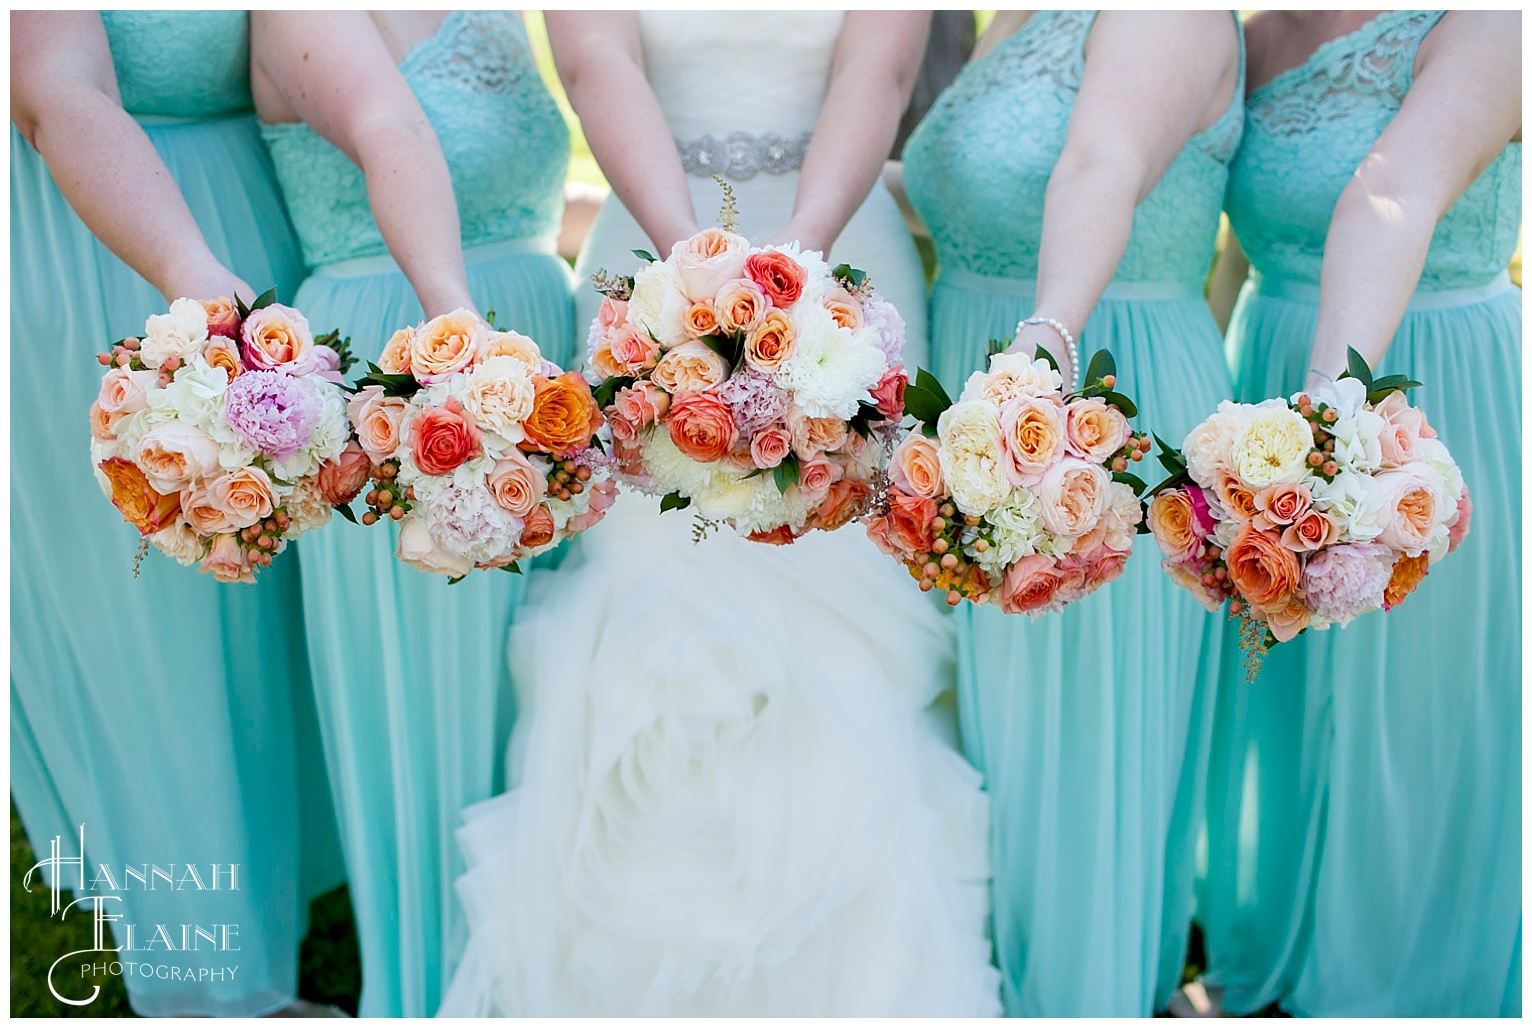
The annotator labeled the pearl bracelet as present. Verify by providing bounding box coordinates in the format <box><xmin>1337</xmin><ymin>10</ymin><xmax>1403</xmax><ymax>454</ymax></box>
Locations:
<box><xmin>1018</xmin><ymin>316</ymin><xmax>1079</xmax><ymax>392</ymax></box>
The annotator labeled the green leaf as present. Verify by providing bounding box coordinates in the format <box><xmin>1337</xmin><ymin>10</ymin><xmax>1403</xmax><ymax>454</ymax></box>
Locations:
<box><xmin>1365</xmin><ymin>374</ymin><xmax>1423</xmax><ymax>403</ymax></box>
<box><xmin>234</xmin><ymin>293</ymin><xmax>251</xmax><ymax>319</ymax></box>
<box><xmin>903</xmin><ymin>384</ymin><xmax>947</xmax><ymax>427</ymax></box>
<box><xmin>1100</xmin><ymin>390</ymin><xmax>1138</xmax><ymax>419</ymax></box>
<box><xmin>921</xmin><ymin>422</ymin><xmax>939</xmax><ymax>438</ymax></box>
<box><xmin>1343</xmin><ymin>347</ymin><xmax>1374</xmax><ymax>389</ymax></box>
<box><xmin>1152</xmin><ymin>434</ymin><xmax>1187</xmax><ymax>470</ymax></box>
<box><xmin>632</xmin><ymin>248</ymin><xmax>657</xmax><ymax>263</ymax></box>
<box><xmin>250</xmin><ymin>286</ymin><xmax>278</xmax><ymax>311</ymax></box>
<box><xmin>913</xmin><ymin>368</ymin><xmax>953</xmax><ymax>409</ymax></box>
<box><xmin>354</xmin><ymin>361</ymin><xmax>421</xmax><ymax>398</ymax></box>
<box><xmin>592</xmin><ymin>374</ymin><xmax>636</xmax><ymax>409</ymax></box>
<box><xmin>774</xmin><ymin>455</ymin><xmax>801</xmax><ymax>494</ymax></box>
<box><xmin>1112</xmin><ymin>471</ymin><xmax>1148</xmax><ymax>495</ymax></box>
<box><xmin>1146</xmin><ymin>469</ymin><xmax>1193</xmax><ymax>498</ymax></box>
<box><xmin>832</xmin><ymin>263</ymin><xmax>867</xmax><ymax>289</ymax></box>
<box><xmin>987</xmin><ymin>337</ymin><xmax>1011</xmax><ymax>357</ymax></box>
<box><xmin>698</xmin><ymin>332</ymin><xmax>743</xmax><ymax>365</ymax></box>
<box><xmin>1033</xmin><ymin>344</ymin><xmax>1060</xmax><ymax>375</ymax></box>
<box><xmin>483</xmin><ymin>308</ymin><xmax>498</xmax><ymax>329</ymax></box>
<box><xmin>1085</xmin><ymin>349</ymin><xmax>1116</xmax><ymax>389</ymax></box>
<box><xmin>447</xmin><ymin>574</ymin><xmax>466</xmax><ymax>585</ymax></box>
<box><xmin>659</xmin><ymin>491</ymin><xmax>691</xmax><ymax>513</ymax></box>
<box><xmin>336</xmin><ymin>503</ymin><xmax>359</xmax><ymax>525</ymax></box>
<box><xmin>500</xmin><ymin>562</ymin><xmax>523</xmax><ymax>574</ymax></box>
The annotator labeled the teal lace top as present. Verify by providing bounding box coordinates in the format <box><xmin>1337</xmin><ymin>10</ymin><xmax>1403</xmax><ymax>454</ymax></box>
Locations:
<box><xmin>904</xmin><ymin>10</ymin><xmax>1245</xmax><ymax>286</ymax></box>
<box><xmin>102</xmin><ymin>11</ymin><xmax>253</xmax><ymax>118</ymax></box>
<box><xmin>261</xmin><ymin>12</ymin><xmax>569</xmax><ymax>269</ymax></box>
<box><xmin>1227</xmin><ymin>10</ymin><xmax>1521</xmax><ymax>292</ymax></box>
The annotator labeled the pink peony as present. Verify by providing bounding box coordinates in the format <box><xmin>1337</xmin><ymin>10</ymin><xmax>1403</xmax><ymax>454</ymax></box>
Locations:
<box><xmin>1301</xmin><ymin>542</ymin><xmax>1395</xmax><ymax>627</ymax></box>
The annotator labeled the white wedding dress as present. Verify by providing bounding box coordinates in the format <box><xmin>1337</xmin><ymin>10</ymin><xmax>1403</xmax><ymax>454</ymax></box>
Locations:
<box><xmin>438</xmin><ymin>12</ymin><xmax>1001</xmax><ymax>1016</ymax></box>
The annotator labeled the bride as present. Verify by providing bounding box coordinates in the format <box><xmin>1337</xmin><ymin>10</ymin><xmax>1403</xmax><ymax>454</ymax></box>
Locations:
<box><xmin>439</xmin><ymin>12</ymin><xmax>1001</xmax><ymax>1016</ymax></box>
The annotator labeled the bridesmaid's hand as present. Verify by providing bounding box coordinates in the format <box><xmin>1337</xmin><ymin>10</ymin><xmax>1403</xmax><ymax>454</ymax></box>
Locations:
<box><xmin>1005</xmin><ymin>321</ymin><xmax>1076</xmax><ymax>392</ymax></box>
<box><xmin>160</xmin><ymin>254</ymin><xmax>252</xmax><ymax>307</ymax></box>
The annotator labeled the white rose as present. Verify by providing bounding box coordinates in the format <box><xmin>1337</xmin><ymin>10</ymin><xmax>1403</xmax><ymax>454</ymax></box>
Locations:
<box><xmin>628</xmin><ymin>259</ymin><xmax>691</xmax><ymax>349</ymax></box>
<box><xmin>396</xmin><ymin>517</ymin><xmax>475</xmax><ymax>578</ymax></box>
<box><xmin>937</xmin><ymin>400</ymin><xmax>1010</xmax><ymax>517</ymax></box>
<box><xmin>462</xmin><ymin>355</ymin><xmax>536</xmax><ymax>446</ymax></box>
<box><xmin>1230</xmin><ymin>405</ymin><xmax>1314</xmax><ymax>488</ymax></box>
<box><xmin>775</xmin><ymin>303</ymin><xmax>887</xmax><ymax>420</ymax></box>
<box><xmin>140</xmin><ymin>296</ymin><xmax>210</xmax><ymax>369</ymax></box>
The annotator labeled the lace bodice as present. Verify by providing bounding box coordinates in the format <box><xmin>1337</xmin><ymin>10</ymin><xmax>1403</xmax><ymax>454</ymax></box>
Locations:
<box><xmin>638</xmin><ymin>11</ymin><xmax>844</xmax><ymax>140</ymax></box>
<box><xmin>1227</xmin><ymin>10</ymin><xmax>1521</xmax><ymax>291</ymax></box>
<box><xmin>903</xmin><ymin>10</ymin><xmax>1244</xmax><ymax>284</ymax></box>
<box><xmin>262</xmin><ymin>12</ymin><xmax>568</xmax><ymax>268</ymax></box>
<box><xmin>102</xmin><ymin>11</ymin><xmax>253</xmax><ymax>119</ymax></box>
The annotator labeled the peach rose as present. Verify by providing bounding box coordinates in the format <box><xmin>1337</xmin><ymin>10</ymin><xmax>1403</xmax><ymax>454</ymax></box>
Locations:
<box><xmin>998</xmin><ymin>554</ymin><xmax>1063</xmax><ymax>615</ymax></box>
<box><xmin>181</xmin><ymin>483</ymin><xmax>236</xmax><ymax>536</ymax></box>
<box><xmin>810</xmin><ymin>478</ymin><xmax>870</xmax><ymax>531</ymax></box>
<box><xmin>1252</xmin><ymin>482</ymin><xmax>1313</xmax><ymax>532</ymax></box>
<box><xmin>1373</xmin><ymin>391</ymin><xmax>1428</xmax><ymax>468</ymax></box>
<box><xmin>1382</xmin><ymin>551</ymin><xmax>1430</xmax><ymax>610</ymax></box>
<box><xmin>1266</xmin><ymin>598</ymin><xmax>1311</xmax><ymax>643</ymax></box>
<box><xmin>589</xmin><ymin>337</ymin><xmax>627</xmax><ymax>381</ymax></box>
<box><xmin>891</xmin><ymin>432</ymin><xmax>945</xmax><ymax>500</ymax></box>
<box><xmin>749</xmin><ymin>525</ymin><xmax>802</xmax><ymax>546</ymax></box>
<box><xmin>749</xmin><ymin>427</ymin><xmax>792</xmax><ymax>469</ymax></box>
<box><xmin>744</xmin><ymin>309</ymin><xmax>796</xmax><ymax>372</ymax></box>
<box><xmin>97</xmin><ymin>367</ymin><xmax>158</xmax><ymax>414</ymax></box>
<box><xmin>1213</xmin><ymin>468</ymin><xmax>1259</xmax><ymax>522</ymax></box>
<box><xmin>1281</xmin><ymin>508</ymin><xmax>1339</xmax><ymax>553</ymax></box>
<box><xmin>410</xmin><ymin>309</ymin><xmax>485</xmax><ymax>384</ymax></box>
<box><xmin>481</xmin><ymin>330</ymin><xmax>543</xmax><ymax>371</ymax></box>
<box><xmin>1081</xmin><ymin>546</ymin><xmax>1130</xmax><ymax>594</ymax></box>
<box><xmin>798</xmin><ymin>458</ymin><xmax>839</xmax><ymax>500</ymax></box>
<box><xmin>721</xmin><ymin>448</ymin><xmax>759</xmax><ymax>475</ymax></box>
<box><xmin>410</xmin><ymin>399</ymin><xmax>482</xmax><ymax>476</ymax></box>
<box><xmin>241</xmin><ymin>303</ymin><xmax>317</xmax><ymax>375</ymax></box>
<box><xmin>89</xmin><ymin>402</ymin><xmax>120</xmax><ymax>441</ymax></box>
<box><xmin>714</xmin><ymin>279</ymin><xmax>769</xmax><ymax>334</ymax></box>
<box><xmin>786</xmin><ymin>406</ymin><xmax>849</xmax><ymax>460</ymax></box>
<box><xmin>1225</xmin><ymin>523</ymin><xmax>1302</xmax><ymax>614</ymax></box>
<box><xmin>486</xmin><ymin>451</ymin><xmax>547</xmax><ymax>518</ymax></box>
<box><xmin>744</xmin><ymin>250</ymin><xmax>807</xmax><ymax>307</ymax></box>
<box><xmin>651</xmin><ymin>340</ymin><xmax>730</xmax><ymax>394</ymax></box>
<box><xmin>462</xmin><ymin>355</ymin><xmax>537</xmax><ymax>442</ymax></box>
<box><xmin>683</xmin><ymin>301</ymin><xmax>721</xmax><ymax>339</ymax></box>
<box><xmin>612</xmin><ymin>381</ymin><xmax>670</xmax><ymax>432</ymax></box>
<box><xmin>870</xmin><ymin>367</ymin><xmax>906</xmax><ymax>420</ymax></box>
<box><xmin>666</xmin><ymin>391</ymin><xmax>738</xmax><ymax>463</ymax></box>
<box><xmin>134</xmin><ymin>422</ymin><xmax>222</xmax><ymax>493</ymax></box>
<box><xmin>821</xmin><ymin>287</ymin><xmax>864</xmax><ymax>332</ymax></box>
<box><xmin>1374</xmin><ymin>469</ymin><xmax>1439</xmax><ymax>555</ymax></box>
<box><xmin>671</xmin><ymin>227</ymin><xmax>749</xmax><ymax>300</ymax></box>
<box><xmin>200</xmin><ymin>532</ymin><xmax>255</xmax><ymax>584</ymax></box>
<box><xmin>206</xmin><ymin>466</ymin><xmax>277</xmax><ymax>530</ymax></box>
<box><xmin>522</xmin><ymin>372</ymin><xmax>603</xmax><ymax>457</ymax></box>
<box><xmin>1063</xmin><ymin>397</ymin><xmax>1132</xmax><ymax>463</ymax></box>
<box><xmin>609</xmin><ymin>323</ymin><xmax>662</xmax><ymax>374</ymax></box>
<box><xmin>378</xmin><ymin>326</ymin><xmax>414</xmax><ymax>375</ymax></box>
<box><xmin>316</xmin><ymin>441</ymin><xmax>371</xmax><ymax>506</ymax></box>
<box><xmin>1148</xmin><ymin>489</ymin><xmax>1202</xmax><ymax>561</ymax></box>
<box><xmin>100</xmin><ymin>456</ymin><xmax>182</xmax><ymax>536</ymax></box>
<box><xmin>203</xmin><ymin>297</ymin><xmax>241</xmax><ymax>340</ymax></box>
<box><xmin>347</xmin><ymin>385</ymin><xmax>410</xmax><ymax>464</ymax></box>
<box><xmin>886</xmin><ymin>489</ymin><xmax>938</xmax><ymax>560</ymax></box>
<box><xmin>1035</xmin><ymin>457</ymin><xmax>1110</xmax><ymax>538</ymax></box>
<box><xmin>597</xmin><ymin>295</ymin><xmax>629</xmax><ymax>330</ymax></box>
<box><xmin>203</xmin><ymin>335</ymin><xmax>244</xmax><ymax>383</ymax></box>
<box><xmin>1447</xmin><ymin>486</ymin><xmax>1472</xmax><ymax>553</ymax></box>
<box><xmin>998</xmin><ymin>395</ymin><xmax>1066</xmax><ymax>486</ymax></box>
<box><xmin>520</xmin><ymin>503</ymin><xmax>556</xmax><ymax>549</ymax></box>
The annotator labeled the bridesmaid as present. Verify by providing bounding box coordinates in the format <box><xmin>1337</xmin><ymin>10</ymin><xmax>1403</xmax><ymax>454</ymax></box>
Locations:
<box><xmin>1199</xmin><ymin>10</ymin><xmax>1520</xmax><ymax>1016</ymax></box>
<box><xmin>900</xmin><ymin>11</ymin><xmax>1242</xmax><ymax>1015</ymax></box>
<box><xmin>10</xmin><ymin>11</ymin><xmax>340</xmax><ymax>1016</ymax></box>
<box><xmin>250</xmin><ymin>11</ymin><xmax>573</xmax><ymax>1017</ymax></box>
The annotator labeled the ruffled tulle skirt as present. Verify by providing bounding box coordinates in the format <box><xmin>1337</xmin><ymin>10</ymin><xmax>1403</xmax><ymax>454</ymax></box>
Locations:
<box><xmin>928</xmin><ymin>273</ymin><xmax>1231</xmax><ymax>1016</ymax></box>
<box><xmin>438</xmin><ymin>493</ymin><xmax>1001</xmax><ymax>1016</ymax></box>
<box><xmin>1201</xmin><ymin>276</ymin><xmax>1522</xmax><ymax>1017</ymax></box>
<box><xmin>290</xmin><ymin>242</ymin><xmax>573</xmax><ymax>1018</ymax></box>
<box><xmin>9</xmin><ymin>115</ymin><xmax>341</xmax><ymax>1016</ymax></box>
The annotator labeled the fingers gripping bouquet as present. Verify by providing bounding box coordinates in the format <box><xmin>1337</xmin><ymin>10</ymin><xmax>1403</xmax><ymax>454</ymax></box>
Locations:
<box><xmin>583</xmin><ymin>186</ymin><xmax>908</xmax><ymax>543</ymax></box>
<box><xmin>1146</xmin><ymin>348</ymin><xmax>1471</xmax><ymax>674</ymax></box>
<box><xmin>90</xmin><ymin>291</ymin><xmax>359</xmax><ymax>583</ymax></box>
<box><xmin>347</xmin><ymin>309</ymin><xmax>616</xmax><ymax>580</ymax></box>
<box><xmin>866</xmin><ymin>346</ymin><xmax>1151</xmax><ymax>611</ymax></box>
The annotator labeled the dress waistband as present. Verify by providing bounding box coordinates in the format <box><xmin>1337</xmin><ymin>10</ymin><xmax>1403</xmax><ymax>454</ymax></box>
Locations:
<box><xmin>311</xmin><ymin>236</ymin><xmax>557</xmax><ymax>279</ymax></box>
<box><xmin>677</xmin><ymin>131</ymin><xmax>811</xmax><ymax>181</ymax></box>
<box><xmin>134</xmin><ymin>111</ymin><xmax>249</xmax><ymax>128</ymax></box>
<box><xmin>939</xmin><ymin>266</ymin><xmax>1204</xmax><ymax>302</ymax></box>
<box><xmin>1255</xmin><ymin>270</ymin><xmax>1515</xmax><ymax>310</ymax></box>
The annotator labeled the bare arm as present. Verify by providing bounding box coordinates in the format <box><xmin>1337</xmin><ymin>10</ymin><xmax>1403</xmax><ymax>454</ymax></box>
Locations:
<box><xmin>1006</xmin><ymin>12</ymin><xmax>1239</xmax><ymax>388</ymax></box>
<box><xmin>772</xmin><ymin>12</ymin><xmax>930</xmax><ymax>253</ymax></box>
<box><xmin>1305</xmin><ymin>11</ymin><xmax>1520</xmax><ymax>387</ymax></box>
<box><xmin>11</xmin><ymin>12</ymin><xmax>248</xmax><ymax>302</ymax></box>
<box><xmin>251</xmin><ymin>11</ymin><xmax>472</xmax><ymax>318</ymax></box>
<box><xmin>547</xmin><ymin>12</ymin><xmax>698</xmax><ymax>256</ymax></box>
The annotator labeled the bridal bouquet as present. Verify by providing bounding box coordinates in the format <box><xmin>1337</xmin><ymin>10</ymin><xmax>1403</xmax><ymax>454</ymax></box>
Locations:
<box><xmin>90</xmin><ymin>291</ymin><xmax>360</xmax><ymax>583</ymax></box>
<box><xmin>866</xmin><ymin>348</ymin><xmax>1149</xmax><ymax>610</ymax></box>
<box><xmin>348</xmin><ymin>308</ymin><xmax>616</xmax><ymax>579</ymax></box>
<box><xmin>1146</xmin><ymin>349</ymin><xmax>1470</xmax><ymax>666</ymax></box>
<box><xmin>584</xmin><ymin>221</ymin><xmax>907</xmax><ymax>543</ymax></box>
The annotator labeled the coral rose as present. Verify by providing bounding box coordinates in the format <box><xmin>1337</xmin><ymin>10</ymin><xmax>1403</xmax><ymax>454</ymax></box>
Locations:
<box><xmin>870</xmin><ymin>367</ymin><xmax>906</xmax><ymax>420</ymax></box>
<box><xmin>598</xmin><ymin>295</ymin><xmax>629</xmax><ymax>330</ymax></box>
<box><xmin>89</xmin><ymin>402</ymin><xmax>119</xmax><ymax>441</ymax></box>
<box><xmin>749</xmin><ymin>525</ymin><xmax>802</xmax><ymax>545</ymax></box>
<box><xmin>411</xmin><ymin>399</ymin><xmax>482</xmax><ymax>475</ymax></box>
<box><xmin>744</xmin><ymin>309</ymin><xmax>797</xmax><ymax>372</ymax></box>
<box><xmin>486</xmin><ymin>451</ymin><xmax>547</xmax><ymax>518</ymax></box>
<box><xmin>347</xmin><ymin>385</ymin><xmax>410</xmax><ymax>464</ymax></box>
<box><xmin>887</xmin><ymin>488</ymin><xmax>938</xmax><ymax>560</ymax></box>
<box><xmin>667</xmin><ymin>391</ymin><xmax>738</xmax><ymax>463</ymax></box>
<box><xmin>651</xmin><ymin>340</ymin><xmax>730</xmax><ymax>394</ymax></box>
<box><xmin>612</xmin><ymin>380</ymin><xmax>670</xmax><ymax>431</ymax></box>
<box><xmin>99</xmin><ymin>456</ymin><xmax>182</xmax><ymax>536</ymax></box>
<box><xmin>520</xmin><ymin>503</ymin><xmax>556</xmax><ymax>549</ymax></box>
<box><xmin>316</xmin><ymin>441</ymin><xmax>371</xmax><ymax>506</ymax></box>
<box><xmin>1225</xmin><ymin>523</ymin><xmax>1302</xmax><ymax>614</ymax></box>
<box><xmin>998</xmin><ymin>395</ymin><xmax>1066</xmax><ymax>486</ymax></box>
<box><xmin>1373</xmin><ymin>391</ymin><xmax>1428</xmax><ymax>468</ymax></box>
<box><xmin>1382</xmin><ymin>552</ymin><xmax>1430</xmax><ymax>610</ymax></box>
<box><xmin>999</xmin><ymin>554</ymin><xmax>1063</xmax><ymax>615</ymax></box>
<box><xmin>206</xmin><ymin>466</ymin><xmax>278</xmax><ymax>530</ymax></box>
<box><xmin>744</xmin><ymin>250</ymin><xmax>807</xmax><ymax>307</ymax></box>
<box><xmin>181</xmin><ymin>484</ymin><xmax>235</xmax><ymax>536</ymax></box>
<box><xmin>798</xmin><ymin>458</ymin><xmax>839</xmax><ymax>500</ymax></box>
<box><xmin>241</xmin><ymin>303</ymin><xmax>317</xmax><ymax>375</ymax></box>
<box><xmin>522</xmin><ymin>372</ymin><xmax>603</xmax><ymax>457</ymax></box>
<box><xmin>714</xmin><ymin>279</ymin><xmax>769</xmax><ymax>335</ymax></box>
<box><xmin>409</xmin><ymin>308</ymin><xmax>485</xmax><ymax>384</ymax></box>
<box><xmin>610</xmin><ymin>324</ymin><xmax>662</xmax><ymax>373</ymax></box>
<box><xmin>810</xmin><ymin>479</ymin><xmax>870</xmax><ymax>531</ymax></box>
<box><xmin>891</xmin><ymin>432</ymin><xmax>945</xmax><ymax>500</ymax></box>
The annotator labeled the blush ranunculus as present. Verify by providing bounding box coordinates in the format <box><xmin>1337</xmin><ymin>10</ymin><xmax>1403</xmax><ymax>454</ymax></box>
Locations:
<box><xmin>1063</xmin><ymin>397</ymin><xmax>1132</xmax><ymax>463</ymax></box>
<box><xmin>890</xmin><ymin>432</ymin><xmax>945</xmax><ymax>500</ymax></box>
<box><xmin>744</xmin><ymin>309</ymin><xmax>797</xmax><ymax>372</ymax></box>
<box><xmin>1252</xmin><ymin>482</ymin><xmax>1314</xmax><ymax>532</ymax></box>
<box><xmin>1225</xmin><ymin>523</ymin><xmax>1303</xmax><ymax>614</ymax></box>
<box><xmin>200</xmin><ymin>532</ymin><xmax>255</xmax><ymax>584</ymax></box>
<box><xmin>651</xmin><ymin>339</ymin><xmax>729</xmax><ymax>394</ymax></box>
<box><xmin>240</xmin><ymin>303</ymin><xmax>317</xmax><ymax>375</ymax></box>
<box><xmin>810</xmin><ymin>478</ymin><xmax>870</xmax><ymax>531</ymax></box>
<box><xmin>998</xmin><ymin>395</ymin><xmax>1066</xmax><ymax>486</ymax></box>
<box><xmin>998</xmin><ymin>554</ymin><xmax>1063</xmax><ymax>615</ymax></box>
<box><xmin>749</xmin><ymin>427</ymin><xmax>792</xmax><ymax>469</ymax></box>
<box><xmin>870</xmin><ymin>367</ymin><xmax>906</xmax><ymax>420</ymax></box>
<box><xmin>744</xmin><ymin>250</ymin><xmax>807</xmax><ymax>307</ymax></box>
<box><xmin>666</xmin><ymin>391</ymin><xmax>738</xmax><ymax>463</ymax></box>
<box><xmin>520</xmin><ymin>503</ymin><xmax>556</xmax><ymax>549</ymax></box>
<box><xmin>609</xmin><ymin>323</ymin><xmax>662</xmax><ymax>373</ymax></box>
<box><xmin>1280</xmin><ymin>508</ymin><xmax>1340</xmax><ymax>553</ymax></box>
<box><xmin>1148</xmin><ymin>488</ymin><xmax>1202</xmax><ymax>561</ymax></box>
<box><xmin>206</xmin><ymin>466</ymin><xmax>278</xmax><ymax>530</ymax></box>
<box><xmin>316</xmin><ymin>440</ymin><xmax>371</xmax><ymax>506</ymax></box>
<box><xmin>99</xmin><ymin>456</ymin><xmax>182</xmax><ymax>536</ymax></box>
<box><xmin>410</xmin><ymin>399</ymin><xmax>482</xmax><ymax>475</ymax></box>
<box><xmin>347</xmin><ymin>385</ymin><xmax>410</xmax><ymax>464</ymax></box>
<box><xmin>521</xmin><ymin>372</ymin><xmax>603</xmax><ymax>457</ymax></box>
<box><xmin>409</xmin><ymin>309</ymin><xmax>485</xmax><ymax>384</ymax></box>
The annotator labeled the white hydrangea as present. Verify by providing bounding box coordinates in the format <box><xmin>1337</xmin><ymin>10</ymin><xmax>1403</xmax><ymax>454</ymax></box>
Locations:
<box><xmin>1312</xmin><ymin>469</ymin><xmax>1388</xmax><ymax>543</ymax></box>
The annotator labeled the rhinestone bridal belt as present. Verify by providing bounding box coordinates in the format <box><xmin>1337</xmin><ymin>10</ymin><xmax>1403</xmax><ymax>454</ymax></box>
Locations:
<box><xmin>676</xmin><ymin>130</ymin><xmax>812</xmax><ymax>180</ymax></box>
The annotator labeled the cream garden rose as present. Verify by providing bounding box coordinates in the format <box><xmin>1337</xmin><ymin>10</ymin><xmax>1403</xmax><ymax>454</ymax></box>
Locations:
<box><xmin>1230</xmin><ymin>405</ymin><xmax>1313</xmax><ymax>488</ymax></box>
<box><xmin>937</xmin><ymin>400</ymin><xmax>1009</xmax><ymax>516</ymax></box>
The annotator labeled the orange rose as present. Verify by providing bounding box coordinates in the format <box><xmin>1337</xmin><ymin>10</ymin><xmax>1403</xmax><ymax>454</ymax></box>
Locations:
<box><xmin>891</xmin><ymin>432</ymin><xmax>945</xmax><ymax>500</ymax></box>
<box><xmin>378</xmin><ymin>326</ymin><xmax>414</xmax><ymax>375</ymax></box>
<box><xmin>347</xmin><ymin>385</ymin><xmax>410</xmax><ymax>464</ymax></box>
<box><xmin>411</xmin><ymin>399</ymin><xmax>483</xmax><ymax>475</ymax></box>
<box><xmin>203</xmin><ymin>297</ymin><xmax>241</xmax><ymax>340</ymax></box>
<box><xmin>206</xmin><ymin>466</ymin><xmax>278</xmax><ymax>530</ymax></box>
<box><xmin>410</xmin><ymin>309</ymin><xmax>485</xmax><ymax>384</ymax></box>
<box><xmin>1214</xmin><ymin>468</ymin><xmax>1259</xmax><ymax>522</ymax></box>
<box><xmin>744</xmin><ymin>250</ymin><xmax>807</xmax><ymax>307</ymax></box>
<box><xmin>683</xmin><ymin>301</ymin><xmax>720</xmax><ymax>339</ymax></box>
<box><xmin>1225</xmin><ymin>523</ymin><xmax>1302</xmax><ymax>614</ymax></box>
<box><xmin>316</xmin><ymin>441</ymin><xmax>371</xmax><ymax>506</ymax></box>
<box><xmin>1382</xmin><ymin>552</ymin><xmax>1430</xmax><ymax>610</ymax></box>
<box><xmin>666</xmin><ymin>391</ymin><xmax>738</xmax><ymax>463</ymax></box>
<box><xmin>99</xmin><ymin>456</ymin><xmax>182</xmax><ymax>536</ymax></box>
<box><xmin>203</xmin><ymin>335</ymin><xmax>244</xmax><ymax>383</ymax></box>
<box><xmin>809</xmin><ymin>478</ymin><xmax>870</xmax><ymax>531</ymax></box>
<box><xmin>744</xmin><ymin>309</ymin><xmax>796</xmax><ymax>372</ymax></box>
<box><xmin>520</xmin><ymin>503</ymin><xmax>556</xmax><ymax>549</ymax></box>
<box><xmin>1148</xmin><ymin>489</ymin><xmax>1201</xmax><ymax>561</ymax></box>
<box><xmin>822</xmin><ymin>287</ymin><xmax>864</xmax><ymax>332</ymax></box>
<box><xmin>521</xmin><ymin>372</ymin><xmax>603</xmax><ymax>457</ymax></box>
<box><xmin>714</xmin><ymin>280</ymin><xmax>768</xmax><ymax>334</ymax></box>
<box><xmin>748</xmin><ymin>524</ymin><xmax>803</xmax><ymax>545</ymax></box>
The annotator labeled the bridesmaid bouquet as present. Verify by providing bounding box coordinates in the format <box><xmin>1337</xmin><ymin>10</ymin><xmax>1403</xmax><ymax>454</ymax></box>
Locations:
<box><xmin>90</xmin><ymin>291</ymin><xmax>360</xmax><ymax>583</ymax></box>
<box><xmin>866</xmin><ymin>348</ymin><xmax>1149</xmax><ymax>611</ymax></box>
<box><xmin>347</xmin><ymin>308</ymin><xmax>616</xmax><ymax>580</ymax></box>
<box><xmin>1146</xmin><ymin>349</ymin><xmax>1471</xmax><ymax>668</ymax></box>
<box><xmin>584</xmin><ymin>194</ymin><xmax>906</xmax><ymax>543</ymax></box>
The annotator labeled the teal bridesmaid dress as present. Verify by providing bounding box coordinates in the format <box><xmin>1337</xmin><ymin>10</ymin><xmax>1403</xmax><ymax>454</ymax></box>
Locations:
<box><xmin>1201</xmin><ymin>11</ymin><xmax>1521</xmax><ymax>1016</ymax></box>
<box><xmin>261</xmin><ymin>11</ymin><xmax>574</xmax><ymax>1018</ymax></box>
<box><xmin>903</xmin><ymin>11</ymin><xmax>1242</xmax><ymax>1015</ymax></box>
<box><xmin>10</xmin><ymin>11</ymin><xmax>342</xmax><ymax>1016</ymax></box>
